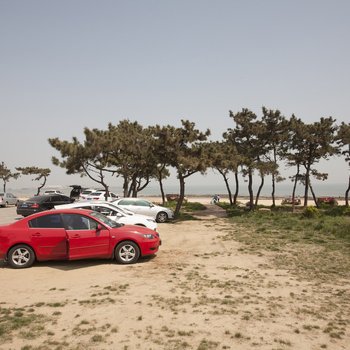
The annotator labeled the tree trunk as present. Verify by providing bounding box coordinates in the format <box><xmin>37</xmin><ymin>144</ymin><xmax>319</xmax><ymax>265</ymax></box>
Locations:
<box><xmin>303</xmin><ymin>163</ymin><xmax>311</xmax><ymax>207</ymax></box>
<box><xmin>271</xmin><ymin>150</ymin><xmax>277</xmax><ymax>207</ymax></box>
<box><xmin>255</xmin><ymin>174</ymin><xmax>264</xmax><ymax>206</ymax></box>
<box><xmin>36</xmin><ymin>176</ymin><xmax>47</xmax><ymax>196</ymax></box>
<box><xmin>157</xmin><ymin>167</ymin><xmax>166</xmax><ymax>205</ymax></box>
<box><xmin>159</xmin><ymin>176</ymin><xmax>166</xmax><ymax>205</ymax></box>
<box><xmin>248</xmin><ymin>170</ymin><xmax>254</xmax><ymax>210</ymax></box>
<box><xmin>3</xmin><ymin>182</ymin><xmax>6</xmax><ymax>193</ymax></box>
<box><xmin>271</xmin><ymin>172</ymin><xmax>276</xmax><ymax>207</ymax></box>
<box><xmin>233</xmin><ymin>171</ymin><xmax>239</xmax><ymax>205</ymax></box>
<box><xmin>309</xmin><ymin>181</ymin><xmax>318</xmax><ymax>207</ymax></box>
<box><xmin>218</xmin><ymin>169</ymin><xmax>232</xmax><ymax>205</ymax></box>
<box><xmin>345</xmin><ymin>175</ymin><xmax>350</xmax><ymax>207</ymax></box>
<box><xmin>102</xmin><ymin>183</ymin><xmax>110</xmax><ymax>200</ymax></box>
<box><xmin>123</xmin><ymin>176</ymin><xmax>128</xmax><ymax>197</ymax></box>
<box><xmin>174</xmin><ymin>174</ymin><xmax>186</xmax><ymax>218</ymax></box>
<box><xmin>136</xmin><ymin>176</ymin><xmax>150</xmax><ymax>196</ymax></box>
<box><xmin>292</xmin><ymin>165</ymin><xmax>299</xmax><ymax>213</ymax></box>
<box><xmin>128</xmin><ymin>175</ymin><xmax>137</xmax><ymax>197</ymax></box>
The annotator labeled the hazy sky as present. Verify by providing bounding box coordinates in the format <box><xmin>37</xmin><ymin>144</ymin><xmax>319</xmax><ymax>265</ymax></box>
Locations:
<box><xmin>1</xmin><ymin>0</ymin><xmax>349</xmax><ymax>192</ymax></box>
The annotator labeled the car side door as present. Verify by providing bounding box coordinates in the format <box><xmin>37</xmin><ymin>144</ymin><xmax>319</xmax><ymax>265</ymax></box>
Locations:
<box><xmin>62</xmin><ymin>213</ymin><xmax>110</xmax><ymax>260</ymax></box>
<box><xmin>7</xmin><ymin>193</ymin><xmax>16</xmax><ymax>205</ymax></box>
<box><xmin>117</xmin><ymin>199</ymin><xmax>142</xmax><ymax>215</ymax></box>
<box><xmin>133</xmin><ymin>200</ymin><xmax>153</xmax><ymax>216</ymax></box>
<box><xmin>28</xmin><ymin>213</ymin><xmax>68</xmax><ymax>260</ymax></box>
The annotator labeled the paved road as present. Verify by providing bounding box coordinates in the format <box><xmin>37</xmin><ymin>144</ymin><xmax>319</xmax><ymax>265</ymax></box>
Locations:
<box><xmin>0</xmin><ymin>206</ymin><xmax>22</xmax><ymax>225</ymax></box>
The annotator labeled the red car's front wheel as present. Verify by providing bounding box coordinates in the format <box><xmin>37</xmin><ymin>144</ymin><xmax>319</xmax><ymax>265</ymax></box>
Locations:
<box><xmin>115</xmin><ymin>241</ymin><xmax>140</xmax><ymax>264</ymax></box>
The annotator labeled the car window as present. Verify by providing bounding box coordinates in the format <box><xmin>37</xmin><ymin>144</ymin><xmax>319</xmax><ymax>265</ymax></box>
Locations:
<box><xmin>76</xmin><ymin>205</ymin><xmax>93</xmax><ymax>210</ymax></box>
<box><xmin>135</xmin><ymin>200</ymin><xmax>150</xmax><ymax>207</ymax></box>
<box><xmin>62</xmin><ymin>214</ymin><xmax>98</xmax><ymax>230</ymax></box>
<box><xmin>29</xmin><ymin>214</ymin><xmax>64</xmax><ymax>228</ymax></box>
<box><xmin>93</xmin><ymin>206</ymin><xmax>114</xmax><ymax>216</ymax></box>
<box><xmin>118</xmin><ymin>199</ymin><xmax>133</xmax><ymax>206</ymax></box>
<box><xmin>89</xmin><ymin>192</ymin><xmax>103</xmax><ymax>196</ymax></box>
<box><xmin>111</xmin><ymin>193</ymin><xmax>118</xmax><ymax>198</ymax></box>
<box><xmin>54</xmin><ymin>195</ymin><xmax>70</xmax><ymax>202</ymax></box>
<box><xmin>90</xmin><ymin>211</ymin><xmax>122</xmax><ymax>228</ymax></box>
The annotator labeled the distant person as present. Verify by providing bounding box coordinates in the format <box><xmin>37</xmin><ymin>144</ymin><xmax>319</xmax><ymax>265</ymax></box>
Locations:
<box><xmin>211</xmin><ymin>194</ymin><xmax>220</xmax><ymax>204</ymax></box>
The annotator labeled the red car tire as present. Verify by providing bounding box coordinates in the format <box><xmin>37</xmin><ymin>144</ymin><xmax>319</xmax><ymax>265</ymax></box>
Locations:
<box><xmin>115</xmin><ymin>241</ymin><xmax>140</xmax><ymax>264</ymax></box>
<box><xmin>8</xmin><ymin>245</ymin><xmax>36</xmax><ymax>269</ymax></box>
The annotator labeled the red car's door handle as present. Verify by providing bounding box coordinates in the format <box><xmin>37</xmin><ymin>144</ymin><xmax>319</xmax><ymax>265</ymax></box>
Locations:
<box><xmin>32</xmin><ymin>232</ymin><xmax>42</xmax><ymax>237</ymax></box>
<box><xmin>71</xmin><ymin>234</ymin><xmax>80</xmax><ymax>238</ymax></box>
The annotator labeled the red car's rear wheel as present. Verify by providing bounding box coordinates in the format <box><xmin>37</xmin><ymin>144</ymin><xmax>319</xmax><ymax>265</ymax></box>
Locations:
<box><xmin>8</xmin><ymin>245</ymin><xmax>35</xmax><ymax>269</ymax></box>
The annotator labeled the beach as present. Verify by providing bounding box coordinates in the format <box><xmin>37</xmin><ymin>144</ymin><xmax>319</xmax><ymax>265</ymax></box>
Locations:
<box><xmin>0</xmin><ymin>203</ymin><xmax>349</xmax><ymax>349</ymax></box>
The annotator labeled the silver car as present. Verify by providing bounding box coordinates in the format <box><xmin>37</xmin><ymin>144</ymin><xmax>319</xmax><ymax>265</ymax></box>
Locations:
<box><xmin>112</xmin><ymin>198</ymin><xmax>174</xmax><ymax>223</ymax></box>
<box><xmin>0</xmin><ymin>193</ymin><xmax>19</xmax><ymax>207</ymax></box>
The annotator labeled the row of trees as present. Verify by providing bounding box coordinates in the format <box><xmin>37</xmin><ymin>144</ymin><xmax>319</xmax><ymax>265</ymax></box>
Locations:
<box><xmin>2</xmin><ymin>108</ymin><xmax>349</xmax><ymax>216</ymax></box>
<box><xmin>0</xmin><ymin>163</ymin><xmax>51</xmax><ymax>195</ymax></box>
<box><xmin>48</xmin><ymin>108</ymin><xmax>349</xmax><ymax>215</ymax></box>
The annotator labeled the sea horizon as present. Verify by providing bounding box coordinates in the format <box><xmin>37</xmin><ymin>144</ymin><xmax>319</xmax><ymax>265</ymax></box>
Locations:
<box><xmin>7</xmin><ymin>182</ymin><xmax>349</xmax><ymax>199</ymax></box>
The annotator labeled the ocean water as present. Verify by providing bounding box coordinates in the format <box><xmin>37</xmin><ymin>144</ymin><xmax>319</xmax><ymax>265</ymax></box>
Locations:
<box><xmin>8</xmin><ymin>182</ymin><xmax>348</xmax><ymax>199</ymax></box>
<box><xmin>136</xmin><ymin>183</ymin><xmax>348</xmax><ymax>198</ymax></box>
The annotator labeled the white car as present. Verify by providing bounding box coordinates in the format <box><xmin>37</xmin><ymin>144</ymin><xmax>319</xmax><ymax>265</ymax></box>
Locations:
<box><xmin>84</xmin><ymin>191</ymin><xmax>119</xmax><ymax>202</ymax></box>
<box><xmin>0</xmin><ymin>192</ymin><xmax>19</xmax><ymax>207</ymax></box>
<box><xmin>79</xmin><ymin>188</ymin><xmax>97</xmax><ymax>200</ymax></box>
<box><xmin>112</xmin><ymin>198</ymin><xmax>174</xmax><ymax>223</ymax></box>
<box><xmin>54</xmin><ymin>201</ymin><xmax>158</xmax><ymax>231</ymax></box>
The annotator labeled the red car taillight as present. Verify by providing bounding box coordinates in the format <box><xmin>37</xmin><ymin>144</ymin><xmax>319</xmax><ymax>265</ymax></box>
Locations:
<box><xmin>30</xmin><ymin>203</ymin><xmax>39</xmax><ymax>208</ymax></box>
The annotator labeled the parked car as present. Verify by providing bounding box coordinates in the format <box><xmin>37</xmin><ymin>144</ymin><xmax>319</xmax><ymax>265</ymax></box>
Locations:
<box><xmin>16</xmin><ymin>194</ymin><xmax>74</xmax><ymax>217</ymax></box>
<box><xmin>281</xmin><ymin>197</ymin><xmax>301</xmax><ymax>205</ymax></box>
<box><xmin>85</xmin><ymin>191</ymin><xmax>119</xmax><ymax>202</ymax></box>
<box><xmin>43</xmin><ymin>190</ymin><xmax>64</xmax><ymax>195</ymax></box>
<box><xmin>0</xmin><ymin>193</ymin><xmax>19</xmax><ymax>207</ymax></box>
<box><xmin>166</xmin><ymin>194</ymin><xmax>187</xmax><ymax>203</ymax></box>
<box><xmin>55</xmin><ymin>201</ymin><xmax>158</xmax><ymax>231</ymax></box>
<box><xmin>317</xmin><ymin>197</ymin><xmax>338</xmax><ymax>206</ymax></box>
<box><xmin>79</xmin><ymin>188</ymin><xmax>97</xmax><ymax>200</ymax></box>
<box><xmin>0</xmin><ymin>208</ymin><xmax>161</xmax><ymax>268</ymax></box>
<box><xmin>112</xmin><ymin>198</ymin><xmax>174</xmax><ymax>223</ymax></box>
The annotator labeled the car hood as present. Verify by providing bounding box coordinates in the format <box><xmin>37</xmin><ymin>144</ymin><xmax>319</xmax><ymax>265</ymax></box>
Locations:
<box><xmin>115</xmin><ymin>224</ymin><xmax>156</xmax><ymax>235</ymax></box>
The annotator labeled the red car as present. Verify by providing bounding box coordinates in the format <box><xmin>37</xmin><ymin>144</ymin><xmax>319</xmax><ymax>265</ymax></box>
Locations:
<box><xmin>0</xmin><ymin>209</ymin><xmax>161</xmax><ymax>269</ymax></box>
<box><xmin>317</xmin><ymin>197</ymin><xmax>338</xmax><ymax>206</ymax></box>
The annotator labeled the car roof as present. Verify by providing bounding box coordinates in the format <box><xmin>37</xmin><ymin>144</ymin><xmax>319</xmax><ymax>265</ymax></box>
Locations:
<box><xmin>26</xmin><ymin>194</ymin><xmax>69</xmax><ymax>202</ymax></box>
<box><xmin>116</xmin><ymin>198</ymin><xmax>149</xmax><ymax>201</ymax></box>
<box><xmin>58</xmin><ymin>201</ymin><xmax>111</xmax><ymax>207</ymax></box>
<box><xmin>39</xmin><ymin>208</ymin><xmax>94</xmax><ymax>216</ymax></box>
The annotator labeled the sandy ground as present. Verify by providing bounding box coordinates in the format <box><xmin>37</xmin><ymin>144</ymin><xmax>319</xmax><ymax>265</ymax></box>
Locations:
<box><xmin>0</xmin><ymin>202</ymin><xmax>349</xmax><ymax>349</ymax></box>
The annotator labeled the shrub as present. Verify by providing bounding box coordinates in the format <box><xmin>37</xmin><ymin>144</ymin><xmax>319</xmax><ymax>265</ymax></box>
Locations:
<box><xmin>302</xmin><ymin>206</ymin><xmax>319</xmax><ymax>218</ymax></box>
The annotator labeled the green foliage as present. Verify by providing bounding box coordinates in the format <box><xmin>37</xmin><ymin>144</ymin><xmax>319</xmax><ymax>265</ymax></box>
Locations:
<box><xmin>302</xmin><ymin>206</ymin><xmax>320</xmax><ymax>218</ymax></box>
<box><xmin>0</xmin><ymin>162</ymin><xmax>20</xmax><ymax>192</ymax></box>
<box><xmin>164</xmin><ymin>200</ymin><xmax>206</xmax><ymax>213</ymax></box>
<box><xmin>323</xmin><ymin>206</ymin><xmax>350</xmax><ymax>217</ymax></box>
<box><xmin>16</xmin><ymin>166</ymin><xmax>51</xmax><ymax>195</ymax></box>
<box><xmin>221</xmin><ymin>206</ymin><xmax>350</xmax><ymax>244</ymax></box>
